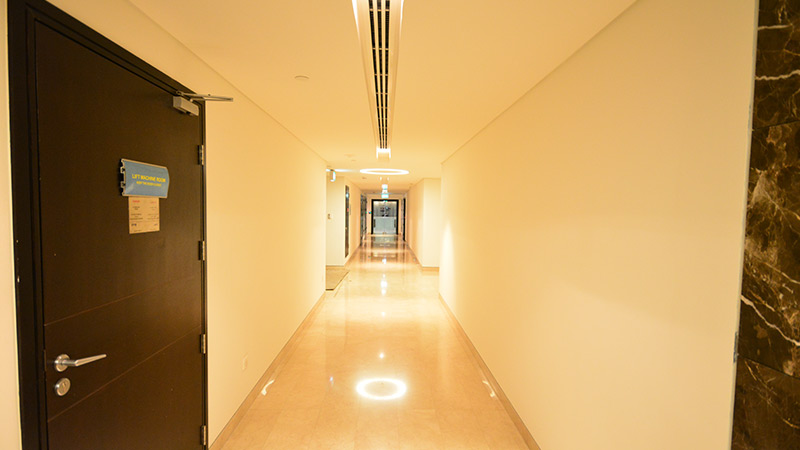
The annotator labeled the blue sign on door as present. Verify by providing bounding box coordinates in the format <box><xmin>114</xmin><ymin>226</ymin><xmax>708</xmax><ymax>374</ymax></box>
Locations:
<box><xmin>120</xmin><ymin>159</ymin><xmax>170</xmax><ymax>198</ymax></box>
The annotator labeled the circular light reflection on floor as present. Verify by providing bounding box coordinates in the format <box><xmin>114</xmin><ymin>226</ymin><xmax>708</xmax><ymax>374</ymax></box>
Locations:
<box><xmin>356</xmin><ymin>378</ymin><xmax>407</xmax><ymax>401</ymax></box>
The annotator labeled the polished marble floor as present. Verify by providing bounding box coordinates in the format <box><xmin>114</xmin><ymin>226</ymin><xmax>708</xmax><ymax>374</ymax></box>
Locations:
<box><xmin>221</xmin><ymin>236</ymin><xmax>528</xmax><ymax>449</ymax></box>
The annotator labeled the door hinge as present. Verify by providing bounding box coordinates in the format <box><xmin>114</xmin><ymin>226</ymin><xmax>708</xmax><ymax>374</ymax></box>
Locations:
<box><xmin>733</xmin><ymin>331</ymin><xmax>739</xmax><ymax>363</ymax></box>
<box><xmin>201</xmin><ymin>424</ymin><xmax>208</xmax><ymax>446</ymax></box>
<box><xmin>200</xmin><ymin>334</ymin><xmax>207</xmax><ymax>355</ymax></box>
<box><xmin>199</xmin><ymin>241</ymin><xmax>206</xmax><ymax>261</ymax></box>
<box><xmin>198</xmin><ymin>145</ymin><xmax>205</xmax><ymax>166</ymax></box>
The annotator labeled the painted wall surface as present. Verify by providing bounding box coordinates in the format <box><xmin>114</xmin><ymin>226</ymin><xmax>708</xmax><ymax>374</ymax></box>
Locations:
<box><xmin>421</xmin><ymin>179</ymin><xmax>441</xmax><ymax>267</ymax></box>
<box><xmin>406</xmin><ymin>181</ymin><xmax>423</xmax><ymax>263</ymax></box>
<box><xmin>439</xmin><ymin>0</ymin><xmax>756</xmax><ymax>448</ymax></box>
<box><xmin>326</xmin><ymin>178</ymin><xmax>346</xmax><ymax>266</ymax></box>
<box><xmin>731</xmin><ymin>1</ymin><xmax>800</xmax><ymax>447</ymax></box>
<box><xmin>0</xmin><ymin>0</ymin><xmax>22</xmax><ymax>447</ymax></box>
<box><xmin>326</xmin><ymin>177</ymin><xmax>361</xmax><ymax>266</ymax></box>
<box><xmin>407</xmin><ymin>178</ymin><xmax>441</xmax><ymax>268</ymax></box>
<box><xmin>27</xmin><ymin>0</ymin><xmax>327</xmax><ymax>444</ymax></box>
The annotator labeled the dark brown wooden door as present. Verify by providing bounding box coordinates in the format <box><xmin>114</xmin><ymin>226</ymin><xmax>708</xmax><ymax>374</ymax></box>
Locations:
<box><xmin>20</xmin><ymin>10</ymin><xmax>205</xmax><ymax>450</ymax></box>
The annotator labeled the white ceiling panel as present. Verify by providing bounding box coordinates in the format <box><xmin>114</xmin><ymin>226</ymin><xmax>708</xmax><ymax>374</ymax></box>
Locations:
<box><xmin>129</xmin><ymin>0</ymin><xmax>636</xmax><ymax>192</ymax></box>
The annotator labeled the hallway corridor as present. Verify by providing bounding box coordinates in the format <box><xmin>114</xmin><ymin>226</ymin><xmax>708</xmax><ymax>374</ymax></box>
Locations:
<box><xmin>220</xmin><ymin>236</ymin><xmax>530</xmax><ymax>449</ymax></box>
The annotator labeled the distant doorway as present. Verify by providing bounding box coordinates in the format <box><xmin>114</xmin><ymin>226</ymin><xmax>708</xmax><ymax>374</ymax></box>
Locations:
<box><xmin>402</xmin><ymin>198</ymin><xmax>406</xmax><ymax>241</ymax></box>
<box><xmin>371</xmin><ymin>199</ymin><xmax>399</xmax><ymax>235</ymax></box>
<box><xmin>345</xmin><ymin>186</ymin><xmax>350</xmax><ymax>258</ymax></box>
<box><xmin>360</xmin><ymin>195</ymin><xmax>367</xmax><ymax>241</ymax></box>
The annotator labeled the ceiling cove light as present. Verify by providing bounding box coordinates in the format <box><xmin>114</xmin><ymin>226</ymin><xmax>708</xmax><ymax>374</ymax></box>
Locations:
<box><xmin>360</xmin><ymin>168</ymin><xmax>409</xmax><ymax>176</ymax></box>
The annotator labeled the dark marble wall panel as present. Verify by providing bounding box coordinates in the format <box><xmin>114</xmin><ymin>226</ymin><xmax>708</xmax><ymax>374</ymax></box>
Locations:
<box><xmin>733</xmin><ymin>1</ymin><xmax>800</xmax><ymax>448</ymax></box>
<box><xmin>753</xmin><ymin>0</ymin><xmax>800</xmax><ymax>128</ymax></box>
<box><xmin>731</xmin><ymin>358</ymin><xmax>800</xmax><ymax>449</ymax></box>
<box><xmin>738</xmin><ymin>123</ymin><xmax>800</xmax><ymax>378</ymax></box>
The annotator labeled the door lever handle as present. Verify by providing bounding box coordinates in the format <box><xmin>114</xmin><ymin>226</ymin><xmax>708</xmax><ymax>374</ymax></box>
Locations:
<box><xmin>54</xmin><ymin>353</ymin><xmax>107</xmax><ymax>372</ymax></box>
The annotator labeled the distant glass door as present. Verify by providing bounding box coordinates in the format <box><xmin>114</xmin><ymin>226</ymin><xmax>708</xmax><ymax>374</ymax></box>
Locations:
<box><xmin>371</xmin><ymin>200</ymin><xmax>398</xmax><ymax>235</ymax></box>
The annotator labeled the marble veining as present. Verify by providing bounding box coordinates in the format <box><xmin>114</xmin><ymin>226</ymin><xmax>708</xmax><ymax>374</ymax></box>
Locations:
<box><xmin>753</xmin><ymin>0</ymin><xmax>800</xmax><ymax>128</ymax></box>
<box><xmin>738</xmin><ymin>122</ymin><xmax>800</xmax><ymax>379</ymax></box>
<box><xmin>733</xmin><ymin>4</ymin><xmax>800</xmax><ymax>446</ymax></box>
<box><xmin>731</xmin><ymin>358</ymin><xmax>800</xmax><ymax>450</ymax></box>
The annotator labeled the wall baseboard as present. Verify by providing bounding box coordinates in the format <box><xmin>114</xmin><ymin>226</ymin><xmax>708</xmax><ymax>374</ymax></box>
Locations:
<box><xmin>406</xmin><ymin>245</ymin><xmax>439</xmax><ymax>271</ymax></box>
<box><xmin>209</xmin><ymin>291</ymin><xmax>328</xmax><ymax>449</ymax></box>
<box><xmin>437</xmin><ymin>294</ymin><xmax>541</xmax><ymax>450</ymax></box>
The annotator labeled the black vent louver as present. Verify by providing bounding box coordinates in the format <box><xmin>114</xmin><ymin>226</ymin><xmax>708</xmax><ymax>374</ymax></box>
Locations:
<box><xmin>369</xmin><ymin>0</ymin><xmax>390</xmax><ymax>149</ymax></box>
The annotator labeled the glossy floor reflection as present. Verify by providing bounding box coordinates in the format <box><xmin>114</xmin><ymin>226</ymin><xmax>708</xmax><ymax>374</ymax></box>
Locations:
<box><xmin>222</xmin><ymin>236</ymin><xmax>528</xmax><ymax>449</ymax></box>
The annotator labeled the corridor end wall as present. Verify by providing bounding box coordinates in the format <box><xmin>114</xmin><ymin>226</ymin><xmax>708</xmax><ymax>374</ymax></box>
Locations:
<box><xmin>439</xmin><ymin>0</ymin><xmax>756</xmax><ymax>448</ymax></box>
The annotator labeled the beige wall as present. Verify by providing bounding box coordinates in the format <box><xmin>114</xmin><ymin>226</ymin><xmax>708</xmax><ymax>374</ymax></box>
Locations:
<box><xmin>407</xmin><ymin>178</ymin><xmax>441</xmax><ymax>268</ymax></box>
<box><xmin>326</xmin><ymin>177</ymin><xmax>361</xmax><ymax>265</ymax></box>
<box><xmin>0</xmin><ymin>0</ymin><xmax>22</xmax><ymax>447</ymax></box>
<box><xmin>6</xmin><ymin>0</ymin><xmax>327</xmax><ymax>445</ymax></box>
<box><xmin>440</xmin><ymin>0</ymin><xmax>756</xmax><ymax>448</ymax></box>
<box><xmin>406</xmin><ymin>182</ymin><xmax>423</xmax><ymax>261</ymax></box>
<box><xmin>326</xmin><ymin>178</ymin><xmax>346</xmax><ymax>266</ymax></box>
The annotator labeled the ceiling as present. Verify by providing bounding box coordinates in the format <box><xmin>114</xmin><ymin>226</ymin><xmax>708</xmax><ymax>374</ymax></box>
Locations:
<box><xmin>128</xmin><ymin>0</ymin><xmax>636</xmax><ymax>193</ymax></box>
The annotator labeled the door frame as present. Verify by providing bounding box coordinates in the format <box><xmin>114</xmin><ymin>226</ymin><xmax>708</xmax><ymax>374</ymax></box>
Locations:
<box><xmin>370</xmin><ymin>199</ymin><xmax>399</xmax><ymax>235</ymax></box>
<box><xmin>401</xmin><ymin>198</ymin><xmax>406</xmax><ymax>241</ymax></box>
<box><xmin>345</xmin><ymin>185</ymin><xmax>350</xmax><ymax>258</ymax></box>
<box><xmin>8</xmin><ymin>1</ymin><xmax>208</xmax><ymax>447</ymax></box>
<box><xmin>360</xmin><ymin>195</ymin><xmax>367</xmax><ymax>241</ymax></box>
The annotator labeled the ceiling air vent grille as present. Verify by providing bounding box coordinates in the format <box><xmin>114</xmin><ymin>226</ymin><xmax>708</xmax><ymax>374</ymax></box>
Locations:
<box><xmin>369</xmin><ymin>0</ymin><xmax>390</xmax><ymax>149</ymax></box>
<box><xmin>354</xmin><ymin>0</ymin><xmax>402</xmax><ymax>157</ymax></box>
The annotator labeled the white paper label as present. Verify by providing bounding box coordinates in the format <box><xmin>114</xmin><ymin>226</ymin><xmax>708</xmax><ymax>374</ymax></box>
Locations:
<box><xmin>128</xmin><ymin>196</ymin><xmax>160</xmax><ymax>234</ymax></box>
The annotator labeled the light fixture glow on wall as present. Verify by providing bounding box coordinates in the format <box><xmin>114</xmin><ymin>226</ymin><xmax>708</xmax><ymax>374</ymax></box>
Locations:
<box><xmin>360</xmin><ymin>168</ymin><xmax>409</xmax><ymax>176</ymax></box>
<box><xmin>376</xmin><ymin>147</ymin><xmax>391</xmax><ymax>159</ymax></box>
<box><xmin>381</xmin><ymin>184</ymin><xmax>388</xmax><ymax>189</ymax></box>
<box><xmin>381</xmin><ymin>193</ymin><xmax>389</xmax><ymax>199</ymax></box>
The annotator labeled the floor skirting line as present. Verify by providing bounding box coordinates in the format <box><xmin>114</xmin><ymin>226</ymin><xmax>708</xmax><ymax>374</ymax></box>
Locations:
<box><xmin>437</xmin><ymin>293</ymin><xmax>541</xmax><ymax>450</ymax></box>
<box><xmin>210</xmin><ymin>291</ymin><xmax>328</xmax><ymax>449</ymax></box>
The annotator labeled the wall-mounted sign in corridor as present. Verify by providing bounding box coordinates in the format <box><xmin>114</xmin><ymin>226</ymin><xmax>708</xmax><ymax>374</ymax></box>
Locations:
<box><xmin>120</xmin><ymin>159</ymin><xmax>170</xmax><ymax>198</ymax></box>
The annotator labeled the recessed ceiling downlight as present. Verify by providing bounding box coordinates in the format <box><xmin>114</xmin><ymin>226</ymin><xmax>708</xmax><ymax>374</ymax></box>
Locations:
<box><xmin>360</xmin><ymin>168</ymin><xmax>409</xmax><ymax>176</ymax></box>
